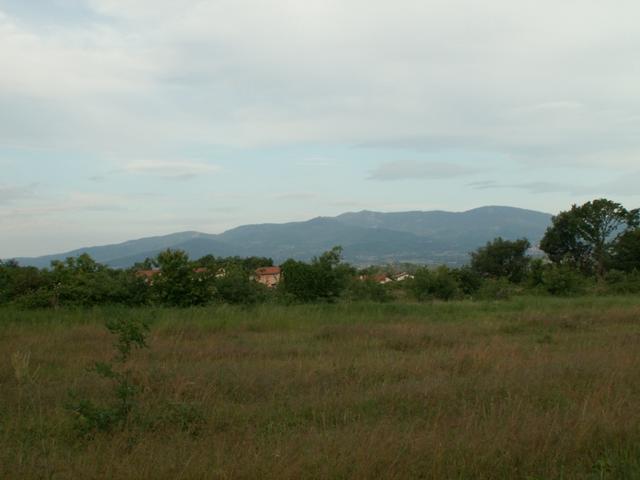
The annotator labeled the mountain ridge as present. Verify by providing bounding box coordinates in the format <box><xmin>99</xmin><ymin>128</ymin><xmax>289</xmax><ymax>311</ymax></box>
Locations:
<box><xmin>10</xmin><ymin>206</ymin><xmax>553</xmax><ymax>268</ymax></box>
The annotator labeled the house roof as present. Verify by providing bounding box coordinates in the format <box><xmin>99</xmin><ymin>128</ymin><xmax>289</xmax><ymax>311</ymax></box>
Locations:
<box><xmin>393</xmin><ymin>272</ymin><xmax>412</xmax><ymax>278</ymax></box>
<box><xmin>136</xmin><ymin>269</ymin><xmax>161</xmax><ymax>278</ymax></box>
<box><xmin>255</xmin><ymin>266</ymin><xmax>281</xmax><ymax>276</ymax></box>
<box><xmin>372</xmin><ymin>274</ymin><xmax>390</xmax><ymax>282</ymax></box>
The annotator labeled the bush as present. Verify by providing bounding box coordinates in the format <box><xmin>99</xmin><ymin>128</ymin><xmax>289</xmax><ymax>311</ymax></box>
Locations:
<box><xmin>67</xmin><ymin>313</ymin><xmax>149</xmax><ymax>435</ymax></box>
<box><xmin>471</xmin><ymin>237</ymin><xmax>531</xmax><ymax>283</ymax></box>
<box><xmin>215</xmin><ymin>266</ymin><xmax>268</xmax><ymax>305</ymax></box>
<box><xmin>541</xmin><ymin>265</ymin><xmax>586</xmax><ymax>296</ymax></box>
<box><xmin>279</xmin><ymin>247</ymin><xmax>353</xmax><ymax>302</ymax></box>
<box><xmin>601</xmin><ymin>270</ymin><xmax>640</xmax><ymax>294</ymax></box>
<box><xmin>345</xmin><ymin>278</ymin><xmax>391</xmax><ymax>302</ymax></box>
<box><xmin>14</xmin><ymin>287</ymin><xmax>56</xmax><ymax>309</ymax></box>
<box><xmin>452</xmin><ymin>266</ymin><xmax>483</xmax><ymax>296</ymax></box>
<box><xmin>411</xmin><ymin>266</ymin><xmax>460</xmax><ymax>301</ymax></box>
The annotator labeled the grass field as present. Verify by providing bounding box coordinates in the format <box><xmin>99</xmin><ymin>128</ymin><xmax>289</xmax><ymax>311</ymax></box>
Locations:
<box><xmin>2</xmin><ymin>296</ymin><xmax>640</xmax><ymax>479</ymax></box>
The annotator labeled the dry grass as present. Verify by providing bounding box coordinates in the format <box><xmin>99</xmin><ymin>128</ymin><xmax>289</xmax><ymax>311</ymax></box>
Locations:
<box><xmin>2</xmin><ymin>297</ymin><xmax>640</xmax><ymax>479</ymax></box>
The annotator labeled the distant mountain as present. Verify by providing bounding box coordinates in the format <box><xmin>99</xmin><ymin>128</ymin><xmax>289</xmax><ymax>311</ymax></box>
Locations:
<box><xmin>335</xmin><ymin>206</ymin><xmax>551</xmax><ymax>252</ymax></box>
<box><xmin>11</xmin><ymin>206</ymin><xmax>552</xmax><ymax>268</ymax></box>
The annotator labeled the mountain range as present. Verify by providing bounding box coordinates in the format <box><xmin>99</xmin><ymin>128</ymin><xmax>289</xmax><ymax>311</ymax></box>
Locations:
<box><xmin>11</xmin><ymin>206</ymin><xmax>552</xmax><ymax>268</ymax></box>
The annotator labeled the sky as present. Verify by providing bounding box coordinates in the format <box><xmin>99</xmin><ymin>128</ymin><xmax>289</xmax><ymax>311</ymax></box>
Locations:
<box><xmin>2</xmin><ymin>0</ymin><xmax>640</xmax><ymax>257</ymax></box>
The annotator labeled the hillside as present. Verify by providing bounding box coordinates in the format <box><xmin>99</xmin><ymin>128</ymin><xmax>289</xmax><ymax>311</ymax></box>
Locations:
<box><xmin>12</xmin><ymin>206</ymin><xmax>552</xmax><ymax>268</ymax></box>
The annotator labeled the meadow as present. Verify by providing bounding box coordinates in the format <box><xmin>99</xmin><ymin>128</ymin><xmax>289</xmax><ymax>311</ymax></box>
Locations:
<box><xmin>2</xmin><ymin>296</ymin><xmax>640</xmax><ymax>479</ymax></box>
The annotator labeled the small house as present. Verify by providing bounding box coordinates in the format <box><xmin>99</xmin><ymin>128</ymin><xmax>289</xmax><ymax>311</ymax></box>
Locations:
<box><xmin>255</xmin><ymin>266</ymin><xmax>282</xmax><ymax>288</ymax></box>
<box><xmin>135</xmin><ymin>269</ymin><xmax>161</xmax><ymax>285</ymax></box>
<box><xmin>393</xmin><ymin>272</ymin><xmax>414</xmax><ymax>282</ymax></box>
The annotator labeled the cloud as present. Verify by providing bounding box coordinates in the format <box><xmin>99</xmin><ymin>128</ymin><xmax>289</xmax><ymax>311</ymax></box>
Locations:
<box><xmin>0</xmin><ymin>0</ymin><xmax>638</xmax><ymax>168</ymax></box>
<box><xmin>295</xmin><ymin>157</ymin><xmax>336</xmax><ymax>168</ymax></box>
<box><xmin>469</xmin><ymin>172</ymin><xmax>640</xmax><ymax>197</ymax></box>
<box><xmin>272</xmin><ymin>192</ymin><xmax>318</xmax><ymax>201</ymax></box>
<box><xmin>369</xmin><ymin>160</ymin><xmax>481</xmax><ymax>181</ymax></box>
<box><xmin>0</xmin><ymin>191</ymin><xmax>130</xmax><ymax>218</ymax></box>
<box><xmin>122</xmin><ymin>160</ymin><xmax>220</xmax><ymax>179</ymax></box>
<box><xmin>512</xmin><ymin>101</ymin><xmax>586</xmax><ymax>115</ymax></box>
<box><xmin>0</xmin><ymin>183</ymin><xmax>37</xmax><ymax>204</ymax></box>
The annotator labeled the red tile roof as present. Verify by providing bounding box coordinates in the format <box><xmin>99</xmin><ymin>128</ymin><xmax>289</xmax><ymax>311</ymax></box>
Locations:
<box><xmin>255</xmin><ymin>266</ymin><xmax>281</xmax><ymax>276</ymax></box>
<box><xmin>136</xmin><ymin>269</ymin><xmax>161</xmax><ymax>278</ymax></box>
<box><xmin>372</xmin><ymin>274</ymin><xmax>390</xmax><ymax>282</ymax></box>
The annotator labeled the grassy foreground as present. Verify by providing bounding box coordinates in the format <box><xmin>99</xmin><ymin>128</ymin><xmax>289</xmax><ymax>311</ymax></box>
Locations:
<box><xmin>2</xmin><ymin>296</ymin><xmax>640</xmax><ymax>479</ymax></box>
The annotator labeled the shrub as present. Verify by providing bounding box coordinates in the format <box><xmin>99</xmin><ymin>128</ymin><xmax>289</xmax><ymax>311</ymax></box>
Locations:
<box><xmin>215</xmin><ymin>265</ymin><xmax>268</xmax><ymax>305</ymax></box>
<box><xmin>601</xmin><ymin>269</ymin><xmax>640</xmax><ymax>294</ymax></box>
<box><xmin>280</xmin><ymin>247</ymin><xmax>353</xmax><ymax>302</ymax></box>
<box><xmin>14</xmin><ymin>288</ymin><xmax>56</xmax><ymax>309</ymax></box>
<box><xmin>471</xmin><ymin>237</ymin><xmax>531</xmax><ymax>283</ymax></box>
<box><xmin>67</xmin><ymin>314</ymin><xmax>149</xmax><ymax>435</ymax></box>
<box><xmin>452</xmin><ymin>266</ymin><xmax>483</xmax><ymax>296</ymax></box>
<box><xmin>345</xmin><ymin>278</ymin><xmax>391</xmax><ymax>302</ymax></box>
<box><xmin>541</xmin><ymin>265</ymin><xmax>586</xmax><ymax>296</ymax></box>
<box><xmin>411</xmin><ymin>266</ymin><xmax>460</xmax><ymax>301</ymax></box>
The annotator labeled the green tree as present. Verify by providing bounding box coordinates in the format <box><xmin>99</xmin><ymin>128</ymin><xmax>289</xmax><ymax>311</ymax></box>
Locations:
<box><xmin>470</xmin><ymin>237</ymin><xmax>531</xmax><ymax>283</ymax></box>
<box><xmin>280</xmin><ymin>246</ymin><xmax>353</xmax><ymax>302</ymax></box>
<box><xmin>215</xmin><ymin>264</ymin><xmax>266</xmax><ymax>305</ymax></box>
<box><xmin>49</xmin><ymin>254</ymin><xmax>127</xmax><ymax>307</ymax></box>
<box><xmin>153</xmin><ymin>249</ymin><xmax>214</xmax><ymax>306</ymax></box>
<box><xmin>411</xmin><ymin>266</ymin><xmax>460</xmax><ymax>301</ymax></box>
<box><xmin>540</xmin><ymin>199</ymin><xmax>639</xmax><ymax>276</ymax></box>
<box><xmin>611</xmin><ymin>229</ymin><xmax>640</xmax><ymax>272</ymax></box>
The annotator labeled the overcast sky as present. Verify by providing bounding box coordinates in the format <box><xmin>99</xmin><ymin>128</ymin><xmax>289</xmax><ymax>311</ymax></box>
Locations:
<box><xmin>2</xmin><ymin>0</ymin><xmax>640</xmax><ymax>257</ymax></box>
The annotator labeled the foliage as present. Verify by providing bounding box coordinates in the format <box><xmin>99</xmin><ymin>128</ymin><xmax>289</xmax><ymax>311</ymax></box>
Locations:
<box><xmin>411</xmin><ymin>266</ymin><xmax>460</xmax><ymax>301</ymax></box>
<box><xmin>601</xmin><ymin>269</ymin><xmax>640</xmax><ymax>294</ymax></box>
<box><xmin>2</xmin><ymin>198</ymin><xmax>640</xmax><ymax>309</ymax></box>
<box><xmin>153</xmin><ymin>250</ymin><xmax>198</xmax><ymax>306</ymax></box>
<box><xmin>541</xmin><ymin>198</ymin><xmax>639</xmax><ymax>276</ymax></box>
<box><xmin>215</xmin><ymin>264</ymin><xmax>268</xmax><ymax>305</ymax></box>
<box><xmin>541</xmin><ymin>265</ymin><xmax>587</xmax><ymax>296</ymax></box>
<box><xmin>67</xmin><ymin>313</ymin><xmax>149</xmax><ymax>434</ymax></box>
<box><xmin>610</xmin><ymin>228</ymin><xmax>640</xmax><ymax>273</ymax></box>
<box><xmin>280</xmin><ymin>246</ymin><xmax>354</xmax><ymax>302</ymax></box>
<box><xmin>452</xmin><ymin>266</ymin><xmax>483</xmax><ymax>295</ymax></box>
<box><xmin>345</xmin><ymin>277</ymin><xmax>391</xmax><ymax>302</ymax></box>
<box><xmin>471</xmin><ymin>237</ymin><xmax>531</xmax><ymax>282</ymax></box>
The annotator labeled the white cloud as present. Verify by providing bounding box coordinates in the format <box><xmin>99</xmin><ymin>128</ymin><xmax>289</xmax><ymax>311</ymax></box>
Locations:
<box><xmin>122</xmin><ymin>160</ymin><xmax>220</xmax><ymax>179</ymax></box>
<box><xmin>0</xmin><ymin>183</ymin><xmax>37</xmax><ymax>204</ymax></box>
<box><xmin>0</xmin><ymin>0</ymin><xmax>639</xmax><ymax>166</ymax></box>
<box><xmin>470</xmin><ymin>172</ymin><xmax>640</xmax><ymax>197</ymax></box>
<box><xmin>272</xmin><ymin>192</ymin><xmax>318</xmax><ymax>201</ymax></box>
<box><xmin>369</xmin><ymin>160</ymin><xmax>481</xmax><ymax>181</ymax></box>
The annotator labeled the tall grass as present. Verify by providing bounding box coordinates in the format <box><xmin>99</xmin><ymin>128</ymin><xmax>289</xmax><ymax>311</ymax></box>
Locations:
<box><xmin>2</xmin><ymin>296</ymin><xmax>640</xmax><ymax>478</ymax></box>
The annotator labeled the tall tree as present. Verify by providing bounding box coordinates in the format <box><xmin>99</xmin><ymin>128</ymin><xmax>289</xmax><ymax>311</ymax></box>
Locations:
<box><xmin>280</xmin><ymin>246</ymin><xmax>353</xmax><ymax>302</ymax></box>
<box><xmin>540</xmin><ymin>199</ymin><xmax>639</xmax><ymax>276</ymax></box>
<box><xmin>611</xmin><ymin>229</ymin><xmax>640</xmax><ymax>272</ymax></box>
<box><xmin>470</xmin><ymin>237</ymin><xmax>531</xmax><ymax>283</ymax></box>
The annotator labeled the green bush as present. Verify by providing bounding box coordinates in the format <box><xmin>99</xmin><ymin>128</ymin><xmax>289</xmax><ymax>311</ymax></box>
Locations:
<box><xmin>345</xmin><ymin>278</ymin><xmax>391</xmax><ymax>302</ymax></box>
<box><xmin>67</xmin><ymin>314</ymin><xmax>149</xmax><ymax>435</ymax></box>
<box><xmin>215</xmin><ymin>265</ymin><xmax>268</xmax><ymax>305</ymax></box>
<box><xmin>411</xmin><ymin>266</ymin><xmax>460</xmax><ymax>301</ymax></box>
<box><xmin>541</xmin><ymin>265</ymin><xmax>586</xmax><ymax>296</ymax></box>
<box><xmin>279</xmin><ymin>247</ymin><xmax>353</xmax><ymax>302</ymax></box>
<box><xmin>601</xmin><ymin>270</ymin><xmax>640</xmax><ymax>294</ymax></box>
<box><xmin>452</xmin><ymin>266</ymin><xmax>483</xmax><ymax>296</ymax></box>
<box><xmin>14</xmin><ymin>287</ymin><xmax>56</xmax><ymax>309</ymax></box>
<box><xmin>471</xmin><ymin>237</ymin><xmax>531</xmax><ymax>283</ymax></box>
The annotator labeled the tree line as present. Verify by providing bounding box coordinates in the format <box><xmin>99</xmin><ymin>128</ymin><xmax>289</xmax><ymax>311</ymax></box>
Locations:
<box><xmin>1</xmin><ymin>198</ymin><xmax>639</xmax><ymax>308</ymax></box>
